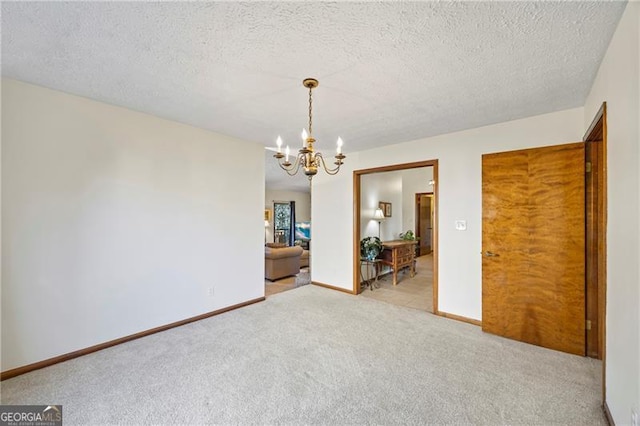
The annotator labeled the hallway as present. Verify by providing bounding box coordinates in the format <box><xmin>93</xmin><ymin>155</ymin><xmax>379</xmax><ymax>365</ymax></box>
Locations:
<box><xmin>360</xmin><ymin>254</ymin><xmax>433</xmax><ymax>312</ymax></box>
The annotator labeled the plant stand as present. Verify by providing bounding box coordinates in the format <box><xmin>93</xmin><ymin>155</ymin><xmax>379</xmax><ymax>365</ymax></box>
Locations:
<box><xmin>360</xmin><ymin>258</ymin><xmax>381</xmax><ymax>291</ymax></box>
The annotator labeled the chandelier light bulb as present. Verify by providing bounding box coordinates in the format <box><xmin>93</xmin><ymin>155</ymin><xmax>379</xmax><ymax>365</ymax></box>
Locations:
<box><xmin>337</xmin><ymin>137</ymin><xmax>343</xmax><ymax>154</ymax></box>
<box><xmin>285</xmin><ymin>145</ymin><xmax>290</xmax><ymax>162</ymax></box>
<box><xmin>301</xmin><ymin>128</ymin><xmax>308</xmax><ymax>145</ymax></box>
<box><xmin>276</xmin><ymin>136</ymin><xmax>283</xmax><ymax>153</ymax></box>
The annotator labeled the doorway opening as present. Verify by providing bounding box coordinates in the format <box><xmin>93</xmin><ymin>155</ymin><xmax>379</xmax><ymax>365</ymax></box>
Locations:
<box><xmin>264</xmin><ymin>193</ymin><xmax>311</xmax><ymax>298</ymax></box>
<box><xmin>353</xmin><ymin>160</ymin><xmax>438</xmax><ymax>314</ymax></box>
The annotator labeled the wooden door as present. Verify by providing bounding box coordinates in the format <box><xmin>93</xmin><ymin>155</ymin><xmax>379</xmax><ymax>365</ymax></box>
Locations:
<box><xmin>482</xmin><ymin>143</ymin><xmax>585</xmax><ymax>355</ymax></box>
<box><xmin>415</xmin><ymin>193</ymin><xmax>433</xmax><ymax>256</ymax></box>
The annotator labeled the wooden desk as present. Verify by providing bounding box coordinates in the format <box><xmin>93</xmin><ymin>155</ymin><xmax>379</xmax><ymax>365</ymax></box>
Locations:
<box><xmin>380</xmin><ymin>240</ymin><xmax>417</xmax><ymax>285</ymax></box>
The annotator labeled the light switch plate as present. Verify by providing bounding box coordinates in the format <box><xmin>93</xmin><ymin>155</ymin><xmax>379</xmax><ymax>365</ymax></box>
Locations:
<box><xmin>455</xmin><ymin>220</ymin><xmax>467</xmax><ymax>231</ymax></box>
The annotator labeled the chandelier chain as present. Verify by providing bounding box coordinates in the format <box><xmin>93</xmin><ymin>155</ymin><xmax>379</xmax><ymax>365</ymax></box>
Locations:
<box><xmin>308</xmin><ymin>86</ymin><xmax>313</xmax><ymax>137</ymax></box>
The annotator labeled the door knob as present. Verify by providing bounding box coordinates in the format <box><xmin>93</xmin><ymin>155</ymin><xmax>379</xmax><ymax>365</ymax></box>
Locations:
<box><xmin>484</xmin><ymin>251</ymin><xmax>500</xmax><ymax>257</ymax></box>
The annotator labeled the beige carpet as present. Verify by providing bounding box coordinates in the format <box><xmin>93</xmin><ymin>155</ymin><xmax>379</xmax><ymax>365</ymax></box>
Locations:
<box><xmin>1</xmin><ymin>285</ymin><xmax>604</xmax><ymax>425</ymax></box>
<box><xmin>361</xmin><ymin>254</ymin><xmax>433</xmax><ymax>312</ymax></box>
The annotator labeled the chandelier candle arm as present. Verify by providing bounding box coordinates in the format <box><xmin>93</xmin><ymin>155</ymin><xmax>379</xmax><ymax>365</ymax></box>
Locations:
<box><xmin>315</xmin><ymin>152</ymin><xmax>343</xmax><ymax>175</ymax></box>
<box><xmin>281</xmin><ymin>155</ymin><xmax>304</xmax><ymax>176</ymax></box>
<box><xmin>272</xmin><ymin>78</ymin><xmax>346</xmax><ymax>180</ymax></box>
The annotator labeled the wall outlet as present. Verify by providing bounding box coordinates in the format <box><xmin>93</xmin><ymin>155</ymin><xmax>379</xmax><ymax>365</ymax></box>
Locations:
<box><xmin>632</xmin><ymin>409</ymin><xmax>638</xmax><ymax>426</ymax></box>
<box><xmin>207</xmin><ymin>287</ymin><xmax>214</xmax><ymax>297</ymax></box>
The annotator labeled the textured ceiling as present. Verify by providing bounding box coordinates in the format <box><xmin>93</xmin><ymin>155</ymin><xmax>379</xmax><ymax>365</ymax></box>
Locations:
<box><xmin>1</xmin><ymin>1</ymin><xmax>626</xmax><ymax>191</ymax></box>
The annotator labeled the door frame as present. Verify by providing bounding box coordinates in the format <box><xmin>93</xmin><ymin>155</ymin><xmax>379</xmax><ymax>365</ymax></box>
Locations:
<box><xmin>352</xmin><ymin>160</ymin><xmax>439</xmax><ymax>314</ymax></box>
<box><xmin>583</xmin><ymin>102</ymin><xmax>607</xmax><ymax>401</ymax></box>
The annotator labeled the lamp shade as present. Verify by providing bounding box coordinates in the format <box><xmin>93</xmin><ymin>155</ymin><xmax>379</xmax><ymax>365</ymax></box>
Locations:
<box><xmin>373</xmin><ymin>208</ymin><xmax>385</xmax><ymax>220</ymax></box>
<box><xmin>264</xmin><ymin>220</ymin><xmax>270</xmax><ymax>227</ymax></box>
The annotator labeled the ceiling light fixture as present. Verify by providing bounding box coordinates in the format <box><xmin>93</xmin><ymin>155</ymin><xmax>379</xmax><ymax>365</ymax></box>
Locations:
<box><xmin>273</xmin><ymin>78</ymin><xmax>346</xmax><ymax>180</ymax></box>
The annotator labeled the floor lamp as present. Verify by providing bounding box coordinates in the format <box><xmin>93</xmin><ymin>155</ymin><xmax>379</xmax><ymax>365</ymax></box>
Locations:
<box><xmin>373</xmin><ymin>208</ymin><xmax>385</xmax><ymax>239</ymax></box>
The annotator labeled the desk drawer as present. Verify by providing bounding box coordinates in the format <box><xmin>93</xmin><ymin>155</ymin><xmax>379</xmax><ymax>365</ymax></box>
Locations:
<box><xmin>398</xmin><ymin>246</ymin><xmax>412</xmax><ymax>254</ymax></box>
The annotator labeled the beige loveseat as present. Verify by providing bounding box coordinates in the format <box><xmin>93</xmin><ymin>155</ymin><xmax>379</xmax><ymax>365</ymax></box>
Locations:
<box><xmin>265</xmin><ymin>245</ymin><xmax>303</xmax><ymax>281</ymax></box>
<box><xmin>300</xmin><ymin>250</ymin><xmax>310</xmax><ymax>268</ymax></box>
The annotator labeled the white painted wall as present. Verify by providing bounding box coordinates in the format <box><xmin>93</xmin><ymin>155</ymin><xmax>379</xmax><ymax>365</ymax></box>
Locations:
<box><xmin>401</xmin><ymin>167</ymin><xmax>433</xmax><ymax>235</ymax></box>
<box><xmin>360</xmin><ymin>168</ymin><xmax>432</xmax><ymax>241</ymax></box>
<box><xmin>360</xmin><ymin>171</ymin><xmax>402</xmax><ymax>241</ymax></box>
<box><xmin>264</xmin><ymin>189</ymin><xmax>311</xmax><ymax>243</ymax></box>
<box><xmin>1</xmin><ymin>79</ymin><xmax>265</xmax><ymax>372</ymax></box>
<box><xmin>313</xmin><ymin>108</ymin><xmax>584</xmax><ymax>319</ymax></box>
<box><xmin>584</xmin><ymin>3</ymin><xmax>640</xmax><ymax>424</ymax></box>
<box><xmin>311</xmin><ymin>153</ymin><xmax>359</xmax><ymax>287</ymax></box>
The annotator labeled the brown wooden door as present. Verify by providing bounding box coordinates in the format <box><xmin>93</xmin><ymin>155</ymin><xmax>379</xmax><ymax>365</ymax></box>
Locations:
<box><xmin>482</xmin><ymin>142</ymin><xmax>586</xmax><ymax>355</ymax></box>
<box><xmin>415</xmin><ymin>193</ymin><xmax>433</xmax><ymax>256</ymax></box>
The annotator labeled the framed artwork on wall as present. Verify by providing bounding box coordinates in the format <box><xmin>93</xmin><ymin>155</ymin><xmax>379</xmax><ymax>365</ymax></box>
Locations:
<box><xmin>379</xmin><ymin>202</ymin><xmax>392</xmax><ymax>217</ymax></box>
<box><xmin>264</xmin><ymin>209</ymin><xmax>272</xmax><ymax>222</ymax></box>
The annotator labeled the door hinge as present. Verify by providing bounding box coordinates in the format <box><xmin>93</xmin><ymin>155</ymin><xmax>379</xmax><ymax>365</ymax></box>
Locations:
<box><xmin>586</xmin><ymin>320</ymin><xmax>592</xmax><ymax>330</ymax></box>
<box><xmin>586</xmin><ymin>162</ymin><xmax>592</xmax><ymax>173</ymax></box>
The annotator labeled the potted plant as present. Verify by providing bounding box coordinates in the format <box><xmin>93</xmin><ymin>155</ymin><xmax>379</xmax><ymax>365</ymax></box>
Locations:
<box><xmin>399</xmin><ymin>230</ymin><xmax>418</xmax><ymax>241</ymax></box>
<box><xmin>400</xmin><ymin>230</ymin><xmax>421</xmax><ymax>257</ymax></box>
<box><xmin>360</xmin><ymin>236</ymin><xmax>383</xmax><ymax>261</ymax></box>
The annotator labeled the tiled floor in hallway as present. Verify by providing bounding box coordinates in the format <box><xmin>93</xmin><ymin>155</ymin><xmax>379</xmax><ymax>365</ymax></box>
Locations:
<box><xmin>360</xmin><ymin>254</ymin><xmax>433</xmax><ymax>312</ymax></box>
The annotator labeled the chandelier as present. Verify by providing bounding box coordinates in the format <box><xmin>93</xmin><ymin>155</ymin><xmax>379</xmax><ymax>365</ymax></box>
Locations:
<box><xmin>273</xmin><ymin>78</ymin><xmax>346</xmax><ymax>179</ymax></box>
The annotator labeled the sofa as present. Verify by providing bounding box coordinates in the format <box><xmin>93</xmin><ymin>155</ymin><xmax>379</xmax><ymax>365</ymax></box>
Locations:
<box><xmin>265</xmin><ymin>245</ymin><xmax>303</xmax><ymax>281</ymax></box>
<box><xmin>300</xmin><ymin>250</ymin><xmax>310</xmax><ymax>268</ymax></box>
